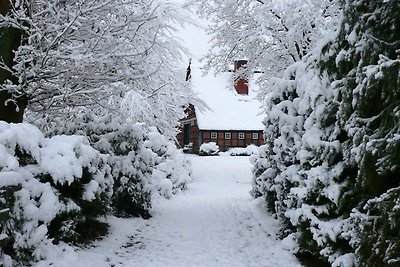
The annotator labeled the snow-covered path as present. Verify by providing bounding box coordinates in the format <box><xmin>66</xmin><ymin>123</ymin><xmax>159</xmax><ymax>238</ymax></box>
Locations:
<box><xmin>52</xmin><ymin>156</ymin><xmax>301</xmax><ymax>267</ymax></box>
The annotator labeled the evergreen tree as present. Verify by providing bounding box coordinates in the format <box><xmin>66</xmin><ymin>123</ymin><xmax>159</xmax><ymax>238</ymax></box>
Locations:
<box><xmin>325</xmin><ymin>0</ymin><xmax>400</xmax><ymax>265</ymax></box>
<box><xmin>322</xmin><ymin>0</ymin><xmax>400</xmax><ymax>197</ymax></box>
<box><xmin>253</xmin><ymin>0</ymin><xmax>400</xmax><ymax>265</ymax></box>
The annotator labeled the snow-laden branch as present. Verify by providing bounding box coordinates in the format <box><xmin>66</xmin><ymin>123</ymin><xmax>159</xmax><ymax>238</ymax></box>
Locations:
<box><xmin>193</xmin><ymin>0</ymin><xmax>340</xmax><ymax>80</ymax></box>
<box><xmin>1</xmin><ymin>0</ymin><xmax>199</xmax><ymax>138</ymax></box>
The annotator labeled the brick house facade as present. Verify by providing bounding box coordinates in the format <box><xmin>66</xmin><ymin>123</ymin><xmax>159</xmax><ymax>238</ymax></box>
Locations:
<box><xmin>177</xmin><ymin>120</ymin><xmax>263</xmax><ymax>153</ymax></box>
<box><xmin>199</xmin><ymin>130</ymin><xmax>264</xmax><ymax>151</ymax></box>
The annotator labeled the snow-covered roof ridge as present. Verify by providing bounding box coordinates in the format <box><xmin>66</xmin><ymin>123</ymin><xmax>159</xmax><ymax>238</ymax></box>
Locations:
<box><xmin>192</xmin><ymin>66</ymin><xmax>264</xmax><ymax>131</ymax></box>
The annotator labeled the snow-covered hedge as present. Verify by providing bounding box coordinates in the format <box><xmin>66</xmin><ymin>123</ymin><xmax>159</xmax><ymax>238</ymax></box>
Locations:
<box><xmin>252</xmin><ymin>1</ymin><xmax>400</xmax><ymax>266</ymax></box>
<box><xmin>0</xmin><ymin>122</ymin><xmax>112</xmax><ymax>263</ymax></box>
<box><xmin>199</xmin><ymin>142</ymin><xmax>219</xmax><ymax>156</ymax></box>
<box><xmin>225</xmin><ymin>145</ymin><xmax>259</xmax><ymax>156</ymax></box>
<box><xmin>42</xmin><ymin>112</ymin><xmax>192</xmax><ymax>216</ymax></box>
<box><xmin>355</xmin><ymin>187</ymin><xmax>400</xmax><ymax>266</ymax></box>
<box><xmin>0</xmin><ymin>112</ymin><xmax>192</xmax><ymax>264</ymax></box>
<box><xmin>251</xmin><ymin>50</ymin><xmax>348</xmax><ymax>264</ymax></box>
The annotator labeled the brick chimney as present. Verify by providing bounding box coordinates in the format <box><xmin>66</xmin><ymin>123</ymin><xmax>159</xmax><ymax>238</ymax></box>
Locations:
<box><xmin>234</xmin><ymin>60</ymin><xmax>248</xmax><ymax>95</ymax></box>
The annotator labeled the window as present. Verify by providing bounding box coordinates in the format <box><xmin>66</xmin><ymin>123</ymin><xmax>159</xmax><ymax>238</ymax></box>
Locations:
<box><xmin>238</xmin><ymin>132</ymin><xmax>245</xmax><ymax>140</ymax></box>
<box><xmin>252</xmin><ymin>132</ymin><xmax>259</xmax><ymax>140</ymax></box>
<box><xmin>225</xmin><ymin>132</ymin><xmax>231</xmax><ymax>140</ymax></box>
<box><xmin>211</xmin><ymin>132</ymin><xmax>217</xmax><ymax>139</ymax></box>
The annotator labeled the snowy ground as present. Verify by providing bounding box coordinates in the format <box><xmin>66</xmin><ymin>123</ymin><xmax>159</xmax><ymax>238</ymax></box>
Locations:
<box><xmin>39</xmin><ymin>155</ymin><xmax>301</xmax><ymax>267</ymax></box>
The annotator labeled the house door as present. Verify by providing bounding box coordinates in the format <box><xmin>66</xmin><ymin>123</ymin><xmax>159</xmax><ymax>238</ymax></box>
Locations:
<box><xmin>183</xmin><ymin>123</ymin><xmax>190</xmax><ymax>145</ymax></box>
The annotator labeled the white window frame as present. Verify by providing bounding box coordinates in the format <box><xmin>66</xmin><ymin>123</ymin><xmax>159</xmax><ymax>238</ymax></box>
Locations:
<box><xmin>252</xmin><ymin>132</ymin><xmax>259</xmax><ymax>140</ymax></box>
<box><xmin>211</xmin><ymin>132</ymin><xmax>217</xmax><ymax>139</ymax></box>
<box><xmin>238</xmin><ymin>132</ymin><xmax>245</xmax><ymax>140</ymax></box>
<box><xmin>224</xmin><ymin>132</ymin><xmax>231</xmax><ymax>140</ymax></box>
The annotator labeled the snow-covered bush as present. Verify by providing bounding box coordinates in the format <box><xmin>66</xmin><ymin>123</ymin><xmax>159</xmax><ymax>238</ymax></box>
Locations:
<box><xmin>95</xmin><ymin>121</ymin><xmax>156</xmax><ymax>218</ymax></box>
<box><xmin>354</xmin><ymin>187</ymin><xmax>400</xmax><ymax>266</ymax></box>
<box><xmin>251</xmin><ymin>49</ymin><xmax>352</xmax><ymax>265</ymax></box>
<box><xmin>199</xmin><ymin>142</ymin><xmax>220</xmax><ymax>156</ymax></box>
<box><xmin>42</xmin><ymin>111</ymin><xmax>192</xmax><ymax>216</ymax></box>
<box><xmin>145</xmin><ymin>130</ymin><xmax>192</xmax><ymax>199</ymax></box>
<box><xmin>252</xmin><ymin>0</ymin><xmax>400</xmax><ymax>266</ymax></box>
<box><xmin>226</xmin><ymin>145</ymin><xmax>259</xmax><ymax>156</ymax></box>
<box><xmin>0</xmin><ymin>122</ymin><xmax>112</xmax><ymax>263</ymax></box>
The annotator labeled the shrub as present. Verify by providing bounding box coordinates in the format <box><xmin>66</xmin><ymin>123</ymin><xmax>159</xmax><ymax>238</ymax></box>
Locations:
<box><xmin>199</xmin><ymin>142</ymin><xmax>220</xmax><ymax>156</ymax></box>
<box><xmin>0</xmin><ymin>116</ymin><xmax>192</xmax><ymax>265</ymax></box>
<box><xmin>41</xmin><ymin>111</ymin><xmax>192</xmax><ymax>216</ymax></box>
<box><xmin>145</xmin><ymin>129</ymin><xmax>192</xmax><ymax>198</ymax></box>
<box><xmin>0</xmin><ymin>122</ymin><xmax>112</xmax><ymax>263</ymax></box>
<box><xmin>226</xmin><ymin>145</ymin><xmax>259</xmax><ymax>156</ymax></box>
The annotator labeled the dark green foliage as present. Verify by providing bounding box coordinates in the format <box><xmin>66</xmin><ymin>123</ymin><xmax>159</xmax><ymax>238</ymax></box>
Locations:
<box><xmin>265</xmin><ymin>189</ymin><xmax>277</xmax><ymax>213</ymax></box>
<box><xmin>311</xmin><ymin>0</ymin><xmax>400</xmax><ymax>264</ymax></box>
<box><xmin>48</xmin><ymin>212</ymin><xmax>109</xmax><ymax>245</ymax></box>
<box><xmin>14</xmin><ymin>146</ymin><xmax>38</xmax><ymax>166</ymax></box>
<box><xmin>357</xmin><ymin>187</ymin><xmax>400</xmax><ymax>267</ymax></box>
<box><xmin>296</xmin><ymin>251</ymin><xmax>331</xmax><ymax>267</ymax></box>
<box><xmin>74</xmin><ymin>219</ymin><xmax>109</xmax><ymax>245</ymax></box>
<box><xmin>297</xmin><ymin>220</ymin><xmax>320</xmax><ymax>254</ymax></box>
<box><xmin>111</xmin><ymin>188</ymin><xmax>151</xmax><ymax>219</ymax></box>
<box><xmin>0</xmin><ymin>185</ymin><xmax>21</xmax><ymax>260</ymax></box>
<box><xmin>322</xmin><ymin>1</ymin><xmax>400</xmax><ymax>264</ymax></box>
<box><xmin>41</xmin><ymin>168</ymin><xmax>109</xmax><ymax>244</ymax></box>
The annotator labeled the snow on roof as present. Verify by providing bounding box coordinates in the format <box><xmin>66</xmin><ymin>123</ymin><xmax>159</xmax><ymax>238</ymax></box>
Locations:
<box><xmin>191</xmin><ymin>66</ymin><xmax>264</xmax><ymax>131</ymax></box>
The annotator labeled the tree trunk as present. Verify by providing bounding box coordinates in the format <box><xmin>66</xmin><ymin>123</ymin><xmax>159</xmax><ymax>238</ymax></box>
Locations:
<box><xmin>0</xmin><ymin>0</ymin><xmax>27</xmax><ymax>123</ymax></box>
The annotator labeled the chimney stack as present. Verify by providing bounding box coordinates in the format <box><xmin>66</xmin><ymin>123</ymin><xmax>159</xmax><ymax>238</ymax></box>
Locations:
<box><xmin>234</xmin><ymin>60</ymin><xmax>248</xmax><ymax>95</ymax></box>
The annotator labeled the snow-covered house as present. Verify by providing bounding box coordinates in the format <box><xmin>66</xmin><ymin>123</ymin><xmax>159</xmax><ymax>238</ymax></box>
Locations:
<box><xmin>178</xmin><ymin>60</ymin><xmax>264</xmax><ymax>153</ymax></box>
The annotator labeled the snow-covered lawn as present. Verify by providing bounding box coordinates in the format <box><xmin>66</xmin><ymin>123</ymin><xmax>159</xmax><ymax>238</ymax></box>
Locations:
<box><xmin>37</xmin><ymin>155</ymin><xmax>301</xmax><ymax>267</ymax></box>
